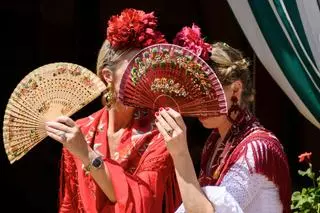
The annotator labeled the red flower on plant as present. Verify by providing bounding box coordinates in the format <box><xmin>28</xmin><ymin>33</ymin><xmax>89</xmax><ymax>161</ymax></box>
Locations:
<box><xmin>107</xmin><ymin>8</ymin><xmax>166</xmax><ymax>49</ymax></box>
<box><xmin>173</xmin><ymin>24</ymin><xmax>212</xmax><ymax>60</ymax></box>
<box><xmin>298</xmin><ymin>152</ymin><xmax>312</xmax><ymax>163</ymax></box>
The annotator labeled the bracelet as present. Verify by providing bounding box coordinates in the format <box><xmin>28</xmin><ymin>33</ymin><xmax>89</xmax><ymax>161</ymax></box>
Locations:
<box><xmin>81</xmin><ymin>154</ymin><xmax>103</xmax><ymax>176</ymax></box>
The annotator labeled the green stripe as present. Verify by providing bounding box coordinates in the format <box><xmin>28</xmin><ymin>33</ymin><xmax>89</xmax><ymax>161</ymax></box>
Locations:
<box><xmin>249</xmin><ymin>0</ymin><xmax>320</xmax><ymax>122</ymax></box>
<box><xmin>278</xmin><ymin>0</ymin><xmax>316</xmax><ymax>65</ymax></box>
<box><xmin>273</xmin><ymin>0</ymin><xmax>320</xmax><ymax>85</ymax></box>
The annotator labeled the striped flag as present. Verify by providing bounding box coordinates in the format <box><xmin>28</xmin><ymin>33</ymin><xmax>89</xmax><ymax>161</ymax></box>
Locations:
<box><xmin>227</xmin><ymin>0</ymin><xmax>320</xmax><ymax>129</ymax></box>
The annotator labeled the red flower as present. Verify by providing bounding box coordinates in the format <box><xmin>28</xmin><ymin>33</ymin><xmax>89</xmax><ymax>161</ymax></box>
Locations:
<box><xmin>298</xmin><ymin>152</ymin><xmax>312</xmax><ymax>163</ymax></box>
<box><xmin>173</xmin><ymin>24</ymin><xmax>212</xmax><ymax>60</ymax></box>
<box><xmin>107</xmin><ymin>8</ymin><xmax>166</xmax><ymax>49</ymax></box>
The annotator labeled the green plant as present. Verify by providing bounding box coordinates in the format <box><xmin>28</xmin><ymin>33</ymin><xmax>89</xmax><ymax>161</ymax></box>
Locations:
<box><xmin>291</xmin><ymin>152</ymin><xmax>320</xmax><ymax>213</ymax></box>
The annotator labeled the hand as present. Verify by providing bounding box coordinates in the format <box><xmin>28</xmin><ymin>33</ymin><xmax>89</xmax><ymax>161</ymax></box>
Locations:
<box><xmin>155</xmin><ymin>107</ymin><xmax>189</xmax><ymax>157</ymax></box>
<box><xmin>45</xmin><ymin>116</ymin><xmax>89</xmax><ymax>161</ymax></box>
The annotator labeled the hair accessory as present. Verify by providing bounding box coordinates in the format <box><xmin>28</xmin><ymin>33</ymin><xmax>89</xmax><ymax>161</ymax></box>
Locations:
<box><xmin>107</xmin><ymin>8</ymin><xmax>167</xmax><ymax>49</ymax></box>
<box><xmin>173</xmin><ymin>24</ymin><xmax>211</xmax><ymax>60</ymax></box>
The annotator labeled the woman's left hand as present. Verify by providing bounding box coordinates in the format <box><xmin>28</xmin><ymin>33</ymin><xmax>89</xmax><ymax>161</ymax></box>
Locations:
<box><xmin>45</xmin><ymin>116</ymin><xmax>89</xmax><ymax>160</ymax></box>
<box><xmin>155</xmin><ymin>107</ymin><xmax>189</xmax><ymax>157</ymax></box>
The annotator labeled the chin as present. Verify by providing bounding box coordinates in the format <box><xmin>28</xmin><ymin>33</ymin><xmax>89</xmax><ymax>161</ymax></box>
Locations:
<box><xmin>199</xmin><ymin>119</ymin><xmax>214</xmax><ymax>129</ymax></box>
<box><xmin>199</xmin><ymin>116</ymin><xmax>222</xmax><ymax>129</ymax></box>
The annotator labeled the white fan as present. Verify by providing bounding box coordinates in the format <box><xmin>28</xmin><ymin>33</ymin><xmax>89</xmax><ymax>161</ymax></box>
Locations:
<box><xmin>3</xmin><ymin>62</ymin><xmax>106</xmax><ymax>163</ymax></box>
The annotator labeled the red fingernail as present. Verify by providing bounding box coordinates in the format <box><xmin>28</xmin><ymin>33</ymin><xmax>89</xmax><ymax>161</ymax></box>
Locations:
<box><xmin>155</xmin><ymin>112</ymin><xmax>159</xmax><ymax>116</ymax></box>
<box><xmin>165</xmin><ymin>107</ymin><xmax>170</xmax><ymax>111</ymax></box>
<box><xmin>159</xmin><ymin>107</ymin><xmax>164</xmax><ymax>111</ymax></box>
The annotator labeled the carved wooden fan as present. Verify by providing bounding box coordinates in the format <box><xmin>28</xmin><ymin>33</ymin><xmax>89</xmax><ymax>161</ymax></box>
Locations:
<box><xmin>3</xmin><ymin>62</ymin><xmax>106</xmax><ymax>163</ymax></box>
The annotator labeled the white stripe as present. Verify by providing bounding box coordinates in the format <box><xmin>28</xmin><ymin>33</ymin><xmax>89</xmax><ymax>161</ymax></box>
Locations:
<box><xmin>227</xmin><ymin>0</ymin><xmax>320</xmax><ymax>129</ymax></box>
<box><xmin>278</xmin><ymin>0</ymin><xmax>320</xmax><ymax>75</ymax></box>
<box><xmin>296</xmin><ymin>0</ymin><xmax>320</xmax><ymax>70</ymax></box>
<box><xmin>268</xmin><ymin>0</ymin><xmax>320</xmax><ymax>93</ymax></box>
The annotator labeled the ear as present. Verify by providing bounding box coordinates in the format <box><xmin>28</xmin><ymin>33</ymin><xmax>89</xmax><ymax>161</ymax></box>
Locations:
<box><xmin>231</xmin><ymin>80</ymin><xmax>243</xmax><ymax>99</ymax></box>
<box><xmin>101</xmin><ymin>68</ymin><xmax>113</xmax><ymax>84</ymax></box>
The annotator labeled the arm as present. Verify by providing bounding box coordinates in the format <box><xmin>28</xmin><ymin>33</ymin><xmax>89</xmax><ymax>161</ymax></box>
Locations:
<box><xmin>155</xmin><ymin>108</ymin><xmax>214</xmax><ymax>213</ymax></box>
<box><xmin>172</xmin><ymin>152</ymin><xmax>214</xmax><ymax>213</ymax></box>
<box><xmin>47</xmin><ymin>117</ymin><xmax>178</xmax><ymax>213</ymax></box>
<box><xmin>46</xmin><ymin>117</ymin><xmax>117</xmax><ymax>202</ymax></box>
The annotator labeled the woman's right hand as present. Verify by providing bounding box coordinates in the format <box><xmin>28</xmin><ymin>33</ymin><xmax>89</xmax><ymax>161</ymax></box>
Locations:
<box><xmin>155</xmin><ymin>107</ymin><xmax>189</xmax><ymax>157</ymax></box>
<box><xmin>45</xmin><ymin>116</ymin><xmax>89</xmax><ymax>161</ymax></box>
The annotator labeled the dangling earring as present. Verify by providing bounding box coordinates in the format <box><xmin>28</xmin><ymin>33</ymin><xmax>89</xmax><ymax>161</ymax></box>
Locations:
<box><xmin>227</xmin><ymin>96</ymin><xmax>242</xmax><ymax>134</ymax></box>
<box><xmin>227</xmin><ymin>96</ymin><xmax>240</xmax><ymax>123</ymax></box>
<box><xmin>104</xmin><ymin>83</ymin><xmax>116</xmax><ymax>110</ymax></box>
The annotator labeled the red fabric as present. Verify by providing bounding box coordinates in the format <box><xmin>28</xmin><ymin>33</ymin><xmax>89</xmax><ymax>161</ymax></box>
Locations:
<box><xmin>199</xmin><ymin>112</ymin><xmax>291</xmax><ymax>213</ymax></box>
<box><xmin>59</xmin><ymin>108</ymin><xmax>181</xmax><ymax>213</ymax></box>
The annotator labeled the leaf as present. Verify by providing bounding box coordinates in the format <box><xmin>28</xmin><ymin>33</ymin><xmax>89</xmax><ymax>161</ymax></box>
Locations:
<box><xmin>308</xmin><ymin>171</ymin><xmax>316</xmax><ymax>180</ymax></box>
<box><xmin>298</xmin><ymin>169</ymin><xmax>308</xmax><ymax>176</ymax></box>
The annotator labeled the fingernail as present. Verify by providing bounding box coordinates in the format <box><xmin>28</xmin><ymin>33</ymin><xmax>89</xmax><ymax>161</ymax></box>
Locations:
<box><xmin>165</xmin><ymin>107</ymin><xmax>170</xmax><ymax>111</ymax></box>
<box><xmin>159</xmin><ymin>107</ymin><xmax>164</xmax><ymax>111</ymax></box>
<box><xmin>155</xmin><ymin>112</ymin><xmax>159</xmax><ymax>116</ymax></box>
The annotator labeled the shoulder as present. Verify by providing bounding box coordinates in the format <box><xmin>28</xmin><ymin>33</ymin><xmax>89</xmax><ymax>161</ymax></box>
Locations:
<box><xmin>230</xmin><ymin>128</ymin><xmax>288</xmax><ymax>174</ymax></box>
<box><xmin>239</xmin><ymin>128</ymin><xmax>283</xmax><ymax>154</ymax></box>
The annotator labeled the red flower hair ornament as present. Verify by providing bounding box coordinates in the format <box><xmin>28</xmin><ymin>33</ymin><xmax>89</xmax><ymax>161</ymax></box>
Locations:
<box><xmin>107</xmin><ymin>8</ymin><xmax>167</xmax><ymax>49</ymax></box>
<box><xmin>173</xmin><ymin>24</ymin><xmax>212</xmax><ymax>60</ymax></box>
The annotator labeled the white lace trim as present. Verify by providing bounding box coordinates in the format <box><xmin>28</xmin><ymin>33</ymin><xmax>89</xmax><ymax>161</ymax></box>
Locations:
<box><xmin>175</xmin><ymin>140</ymin><xmax>283</xmax><ymax>213</ymax></box>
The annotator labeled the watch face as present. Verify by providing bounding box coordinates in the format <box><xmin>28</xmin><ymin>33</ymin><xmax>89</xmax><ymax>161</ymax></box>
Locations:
<box><xmin>92</xmin><ymin>157</ymin><xmax>102</xmax><ymax>168</ymax></box>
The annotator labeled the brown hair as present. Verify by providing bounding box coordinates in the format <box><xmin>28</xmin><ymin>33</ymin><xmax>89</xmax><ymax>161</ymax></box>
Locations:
<box><xmin>210</xmin><ymin>42</ymin><xmax>254</xmax><ymax>106</ymax></box>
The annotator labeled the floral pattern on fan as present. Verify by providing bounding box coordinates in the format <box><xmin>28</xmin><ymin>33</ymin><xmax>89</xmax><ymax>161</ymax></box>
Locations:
<box><xmin>130</xmin><ymin>46</ymin><xmax>213</xmax><ymax>96</ymax></box>
<box><xmin>151</xmin><ymin>78</ymin><xmax>188</xmax><ymax>97</ymax></box>
<box><xmin>3</xmin><ymin>62</ymin><xmax>106</xmax><ymax>164</ymax></box>
<box><xmin>120</xmin><ymin>44</ymin><xmax>228</xmax><ymax>117</ymax></box>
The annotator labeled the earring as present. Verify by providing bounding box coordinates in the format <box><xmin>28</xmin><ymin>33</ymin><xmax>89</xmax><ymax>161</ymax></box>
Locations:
<box><xmin>104</xmin><ymin>83</ymin><xmax>116</xmax><ymax>110</ymax></box>
<box><xmin>227</xmin><ymin>96</ymin><xmax>242</xmax><ymax>134</ymax></box>
<box><xmin>227</xmin><ymin>96</ymin><xmax>240</xmax><ymax>122</ymax></box>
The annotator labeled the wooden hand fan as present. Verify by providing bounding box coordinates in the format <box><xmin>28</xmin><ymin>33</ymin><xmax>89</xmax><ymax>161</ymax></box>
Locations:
<box><xmin>3</xmin><ymin>62</ymin><xmax>106</xmax><ymax>163</ymax></box>
<box><xmin>119</xmin><ymin>44</ymin><xmax>227</xmax><ymax>117</ymax></box>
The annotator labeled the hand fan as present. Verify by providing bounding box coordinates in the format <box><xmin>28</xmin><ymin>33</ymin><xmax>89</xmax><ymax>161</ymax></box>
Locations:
<box><xmin>3</xmin><ymin>62</ymin><xmax>106</xmax><ymax>164</ymax></box>
<box><xmin>119</xmin><ymin>44</ymin><xmax>227</xmax><ymax>117</ymax></box>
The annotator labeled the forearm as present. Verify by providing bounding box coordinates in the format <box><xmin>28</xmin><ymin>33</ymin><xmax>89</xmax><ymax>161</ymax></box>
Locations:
<box><xmin>81</xmin><ymin>148</ymin><xmax>116</xmax><ymax>202</ymax></box>
<box><xmin>172</xmin><ymin>153</ymin><xmax>214</xmax><ymax>213</ymax></box>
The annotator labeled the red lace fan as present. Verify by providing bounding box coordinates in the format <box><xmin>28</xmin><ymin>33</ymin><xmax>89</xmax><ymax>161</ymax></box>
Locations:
<box><xmin>119</xmin><ymin>44</ymin><xmax>227</xmax><ymax>117</ymax></box>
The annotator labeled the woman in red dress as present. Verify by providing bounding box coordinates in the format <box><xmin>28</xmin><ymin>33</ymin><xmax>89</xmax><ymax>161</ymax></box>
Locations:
<box><xmin>45</xmin><ymin>9</ymin><xmax>181</xmax><ymax>213</ymax></box>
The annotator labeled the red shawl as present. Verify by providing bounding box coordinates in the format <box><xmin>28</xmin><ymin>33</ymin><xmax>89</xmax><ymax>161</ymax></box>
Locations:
<box><xmin>198</xmin><ymin>111</ymin><xmax>291</xmax><ymax>213</ymax></box>
<box><xmin>58</xmin><ymin>107</ymin><xmax>181</xmax><ymax>213</ymax></box>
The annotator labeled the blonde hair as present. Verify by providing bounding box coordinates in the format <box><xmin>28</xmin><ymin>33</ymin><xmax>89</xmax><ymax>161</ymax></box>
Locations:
<box><xmin>96</xmin><ymin>40</ymin><xmax>131</xmax><ymax>106</ymax></box>
<box><xmin>96</xmin><ymin>40</ymin><xmax>131</xmax><ymax>79</ymax></box>
<box><xmin>210</xmin><ymin>42</ymin><xmax>254</xmax><ymax>106</ymax></box>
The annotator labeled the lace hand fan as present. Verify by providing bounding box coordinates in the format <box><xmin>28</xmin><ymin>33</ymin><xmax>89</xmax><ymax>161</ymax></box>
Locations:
<box><xmin>3</xmin><ymin>62</ymin><xmax>106</xmax><ymax>163</ymax></box>
<box><xmin>119</xmin><ymin>44</ymin><xmax>227</xmax><ymax>117</ymax></box>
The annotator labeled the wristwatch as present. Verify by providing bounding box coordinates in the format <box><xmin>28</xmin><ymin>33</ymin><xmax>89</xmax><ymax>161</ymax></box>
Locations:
<box><xmin>82</xmin><ymin>156</ymin><xmax>103</xmax><ymax>175</ymax></box>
